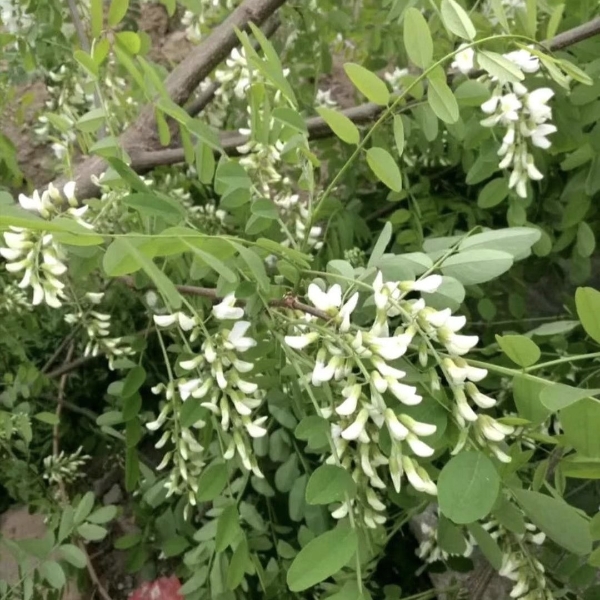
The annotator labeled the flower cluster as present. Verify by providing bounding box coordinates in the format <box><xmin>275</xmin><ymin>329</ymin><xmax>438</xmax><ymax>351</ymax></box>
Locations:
<box><xmin>0</xmin><ymin>0</ymin><xmax>32</xmax><ymax>35</ymax></box>
<box><xmin>149</xmin><ymin>297</ymin><xmax>266</xmax><ymax>508</ymax></box>
<box><xmin>0</xmin><ymin>182</ymin><xmax>92</xmax><ymax>308</ymax></box>
<box><xmin>43</xmin><ymin>446</ymin><xmax>90</xmax><ymax>485</ymax></box>
<box><xmin>453</xmin><ymin>47</ymin><xmax>556</xmax><ymax>198</ymax></box>
<box><xmin>0</xmin><ymin>283</ymin><xmax>32</xmax><ymax>314</ymax></box>
<box><xmin>64</xmin><ymin>292</ymin><xmax>135</xmax><ymax>369</ymax></box>
<box><xmin>181</xmin><ymin>0</ymin><xmax>236</xmax><ymax>44</ymax></box>
<box><xmin>284</xmin><ymin>271</ymin><xmax>515</xmax><ymax>527</ymax></box>
<box><xmin>416</xmin><ymin>504</ymin><xmax>551</xmax><ymax>599</ymax></box>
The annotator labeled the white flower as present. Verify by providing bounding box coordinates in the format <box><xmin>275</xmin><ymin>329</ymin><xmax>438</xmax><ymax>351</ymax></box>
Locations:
<box><xmin>452</xmin><ymin>45</ymin><xmax>475</xmax><ymax>75</ymax></box>
<box><xmin>213</xmin><ymin>294</ymin><xmax>244</xmax><ymax>320</ymax></box>
<box><xmin>178</xmin><ymin>313</ymin><xmax>196</xmax><ymax>331</ymax></box>
<box><xmin>245</xmin><ymin>416</ymin><xmax>268</xmax><ymax>438</ymax></box>
<box><xmin>179</xmin><ymin>379</ymin><xmax>202</xmax><ymax>401</ymax></box>
<box><xmin>406</xmin><ymin>434</ymin><xmax>434</xmax><ymax>457</ymax></box>
<box><xmin>399</xmin><ymin>414</ymin><xmax>436</xmax><ymax>437</ymax></box>
<box><xmin>338</xmin><ymin>292</ymin><xmax>359</xmax><ymax>332</ymax></box>
<box><xmin>443</xmin><ymin>333</ymin><xmax>479</xmax><ymax>355</ymax></box>
<box><xmin>404</xmin><ymin>275</ymin><xmax>443</xmax><ymax>294</ymax></box>
<box><xmin>284</xmin><ymin>332</ymin><xmax>319</xmax><ymax>349</ymax></box>
<box><xmin>505</xmin><ymin>49</ymin><xmax>539</xmax><ymax>74</ymax></box>
<box><xmin>226</xmin><ymin>321</ymin><xmax>256</xmax><ymax>352</ymax></box>
<box><xmin>341</xmin><ymin>408</ymin><xmax>369</xmax><ymax>440</ymax></box>
<box><xmin>384</xmin><ymin>408</ymin><xmax>409</xmax><ymax>440</ymax></box>
<box><xmin>337</xmin><ymin>383</ymin><xmax>361</xmax><ymax>416</ymax></box>
<box><xmin>368</xmin><ymin>333</ymin><xmax>412</xmax><ymax>360</ymax></box>
<box><xmin>529</xmin><ymin>123</ymin><xmax>557</xmax><ymax>149</ymax></box>
<box><xmin>402</xmin><ymin>456</ymin><xmax>437</xmax><ymax>494</ymax></box>
<box><xmin>153</xmin><ymin>314</ymin><xmax>177</xmax><ymax>327</ymax></box>
<box><xmin>307</xmin><ymin>283</ymin><xmax>342</xmax><ymax>313</ymax></box>
<box><xmin>477</xmin><ymin>415</ymin><xmax>514</xmax><ymax>442</ymax></box>
<box><xmin>455</xmin><ymin>388</ymin><xmax>478</xmax><ymax>422</ymax></box>
<box><xmin>311</xmin><ymin>351</ymin><xmax>337</xmax><ymax>386</ymax></box>
<box><xmin>465</xmin><ymin>383</ymin><xmax>496</xmax><ymax>408</ymax></box>
<box><xmin>371</xmin><ymin>356</ymin><xmax>406</xmax><ymax>380</ymax></box>
<box><xmin>387</xmin><ymin>380</ymin><xmax>422</xmax><ymax>405</ymax></box>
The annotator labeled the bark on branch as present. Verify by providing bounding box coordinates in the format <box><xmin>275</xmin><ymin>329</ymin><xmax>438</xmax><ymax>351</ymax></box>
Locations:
<box><xmin>62</xmin><ymin>0</ymin><xmax>287</xmax><ymax>200</ymax></box>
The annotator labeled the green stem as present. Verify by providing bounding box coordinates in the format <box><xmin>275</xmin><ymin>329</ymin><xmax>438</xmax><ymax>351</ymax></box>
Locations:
<box><xmin>524</xmin><ymin>351</ymin><xmax>600</xmax><ymax>372</ymax></box>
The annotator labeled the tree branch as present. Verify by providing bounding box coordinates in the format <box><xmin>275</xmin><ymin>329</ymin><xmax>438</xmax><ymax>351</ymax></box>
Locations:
<box><xmin>128</xmin><ymin>17</ymin><xmax>600</xmax><ymax>173</ymax></box>
<box><xmin>117</xmin><ymin>276</ymin><xmax>331</xmax><ymax>321</ymax></box>
<box><xmin>62</xmin><ymin>0</ymin><xmax>287</xmax><ymax>200</ymax></box>
<box><xmin>56</xmin><ymin>13</ymin><xmax>600</xmax><ymax>199</ymax></box>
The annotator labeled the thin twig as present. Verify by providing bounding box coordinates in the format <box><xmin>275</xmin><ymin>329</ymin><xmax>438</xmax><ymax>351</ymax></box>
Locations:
<box><xmin>118</xmin><ymin>276</ymin><xmax>331</xmax><ymax>320</ymax></box>
<box><xmin>545</xmin><ymin>16</ymin><xmax>600</xmax><ymax>51</ymax></box>
<box><xmin>42</xmin><ymin>326</ymin><xmax>83</xmax><ymax>374</ymax></box>
<box><xmin>51</xmin><ymin>345</ymin><xmax>115</xmax><ymax>600</ymax></box>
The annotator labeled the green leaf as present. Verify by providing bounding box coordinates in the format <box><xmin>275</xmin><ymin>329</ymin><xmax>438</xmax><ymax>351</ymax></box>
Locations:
<box><xmin>525</xmin><ymin>0</ymin><xmax>537</xmax><ymax>37</ymax></box>
<box><xmin>577</xmin><ymin>222</ymin><xmax>596</xmax><ymax>257</ymax></box>
<box><xmin>437</xmin><ymin>514</ymin><xmax>468</xmax><ymax>555</ymax></box>
<box><xmin>122</xmin><ymin>193</ymin><xmax>186</xmax><ymax>223</ymax></box>
<box><xmin>108</xmin><ymin>0</ymin><xmax>129</xmax><ymax>27</ymax></box>
<box><xmin>162</xmin><ymin>535</ymin><xmax>190</xmax><ymax>557</ymax></box>
<box><xmin>496</xmin><ymin>334</ymin><xmax>541</xmax><ymax>367</ymax></box>
<box><xmin>227</xmin><ymin>537</ymin><xmax>249</xmax><ymax>590</ymax></box>
<box><xmin>540</xmin><ymin>383</ymin><xmax>600</xmax><ymax>412</ymax></box>
<box><xmin>455</xmin><ymin>80</ymin><xmax>491</xmax><ymax>107</ymax></box>
<box><xmin>230</xmin><ymin>242</ymin><xmax>270</xmax><ymax>292</ymax></box>
<box><xmin>459</xmin><ymin>227</ymin><xmax>540</xmax><ymax>258</ymax></box>
<box><xmin>368</xmin><ymin>221</ymin><xmax>393</xmax><ymax>268</ymax></box>
<box><xmin>513</xmin><ymin>374</ymin><xmax>551</xmax><ymax>425</ymax></box>
<box><xmin>58</xmin><ymin>544</ymin><xmax>87</xmax><ymax>569</ymax></box>
<box><xmin>466</xmin><ymin>523</ymin><xmax>503</xmax><ymax>569</ymax></box>
<box><xmin>87</xmin><ymin>505</ymin><xmax>118</xmax><ymax>525</ymax></box>
<box><xmin>343</xmin><ymin>63</ymin><xmax>390</xmax><ymax>105</ymax></box>
<box><xmin>305</xmin><ymin>465</ymin><xmax>357</xmax><ymax>505</ymax></box>
<box><xmin>74</xmin><ymin>492</ymin><xmax>95</xmax><ymax>524</ymax></box>
<box><xmin>197</xmin><ymin>463</ymin><xmax>229</xmax><ymax>501</ymax></box>
<box><xmin>75</xmin><ymin>108</ymin><xmax>106</xmax><ymax>133</ymax></box>
<box><xmin>251</xmin><ymin>198</ymin><xmax>279</xmax><ymax>220</ymax></box>
<box><xmin>440</xmin><ymin>249</ymin><xmax>513</xmax><ymax>285</ymax></box>
<box><xmin>492</xmin><ymin>497</ymin><xmax>526</xmax><ymax>535</ymax></box>
<box><xmin>404</xmin><ymin>8</ymin><xmax>433</xmax><ymax>69</ymax></box>
<box><xmin>561</xmin><ymin>398</ymin><xmax>600</xmax><ymax>458</ymax></box>
<box><xmin>121</xmin><ymin>366</ymin><xmax>146</xmax><ymax>398</ymax></box>
<box><xmin>441</xmin><ymin>0</ymin><xmax>476</xmax><ymax>40</ymax></box>
<box><xmin>438</xmin><ymin>451</ymin><xmax>500</xmax><ymax>524</ymax></box>
<box><xmin>58</xmin><ymin>507</ymin><xmax>75</xmax><ymax>543</ymax></box>
<box><xmin>196</xmin><ymin>140</ymin><xmax>216</xmax><ymax>184</ymax></box>
<box><xmin>39</xmin><ymin>561</ymin><xmax>66</xmax><ymax>589</ymax></box>
<box><xmin>316</xmin><ymin>107</ymin><xmax>360</xmax><ymax>145</ymax></box>
<box><xmin>34</xmin><ymin>411</ymin><xmax>60</xmax><ymax>426</ymax></box>
<box><xmin>366</xmin><ymin>147</ymin><xmax>402</xmax><ymax>192</ymax></box>
<box><xmin>559</xmin><ymin>58</ymin><xmax>593</xmax><ymax>86</ymax></box>
<box><xmin>427</xmin><ymin>71</ymin><xmax>459</xmax><ymax>124</ymax></box>
<box><xmin>125</xmin><ymin>447</ymin><xmax>139</xmax><ymax>491</ymax></box>
<box><xmin>477</xmin><ymin>178</ymin><xmax>508</xmax><ymax>208</ymax></box>
<box><xmin>287</xmin><ymin>527</ymin><xmax>357</xmax><ymax>591</ymax></box>
<box><xmin>591</xmin><ymin>512</ymin><xmax>600</xmax><ymax>540</ymax></box>
<box><xmin>74</xmin><ymin>50</ymin><xmax>98</xmax><ymax>79</ymax></box>
<box><xmin>90</xmin><ymin>0</ymin><xmax>103</xmax><ymax>38</ymax></box>
<box><xmin>393</xmin><ymin>115</ymin><xmax>405</xmax><ymax>156</ymax></box>
<box><xmin>513</xmin><ymin>489</ymin><xmax>592</xmax><ymax>555</ymax></box>
<box><xmin>576</xmin><ymin>287</ymin><xmax>600</xmax><ymax>344</ymax></box>
<box><xmin>477</xmin><ymin>50</ymin><xmax>524</xmax><ymax>83</ymax></box>
<box><xmin>272</xmin><ymin>107</ymin><xmax>308</xmax><ymax>134</ymax></box>
<box><xmin>179</xmin><ymin>567</ymin><xmax>209</xmax><ymax>595</ymax></box>
<box><xmin>529</xmin><ymin>320</ymin><xmax>579</xmax><ymax>337</ymax></box>
<box><xmin>116</xmin><ymin>31</ymin><xmax>141</xmax><ymax>54</ymax></box>
<box><xmin>216</xmin><ymin>505</ymin><xmax>241</xmax><ymax>552</ymax></box>
<box><xmin>77</xmin><ymin>523</ymin><xmax>108</xmax><ymax>541</ymax></box>
<box><xmin>114</xmin><ymin>532</ymin><xmax>142</xmax><ymax>550</ymax></box>
<box><xmin>180</xmin><ymin>238</ymin><xmax>237</xmax><ymax>284</ymax></box>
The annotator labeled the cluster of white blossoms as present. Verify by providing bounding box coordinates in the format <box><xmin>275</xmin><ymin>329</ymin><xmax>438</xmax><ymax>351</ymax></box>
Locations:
<box><xmin>384</xmin><ymin>67</ymin><xmax>410</xmax><ymax>93</ymax></box>
<box><xmin>416</xmin><ymin>505</ymin><xmax>551</xmax><ymax>599</ymax></box>
<box><xmin>42</xmin><ymin>446</ymin><xmax>90</xmax><ymax>486</ymax></box>
<box><xmin>451</xmin><ymin>46</ymin><xmax>556</xmax><ymax>198</ymax></box>
<box><xmin>0</xmin><ymin>0</ymin><xmax>32</xmax><ymax>35</ymax></box>
<box><xmin>315</xmin><ymin>88</ymin><xmax>338</xmax><ymax>109</ymax></box>
<box><xmin>284</xmin><ymin>271</ymin><xmax>514</xmax><ymax>527</ymax></box>
<box><xmin>149</xmin><ymin>297</ymin><xmax>266</xmax><ymax>507</ymax></box>
<box><xmin>181</xmin><ymin>0</ymin><xmax>236</xmax><ymax>44</ymax></box>
<box><xmin>0</xmin><ymin>283</ymin><xmax>32</xmax><ymax>313</ymax></box>
<box><xmin>0</xmin><ymin>182</ymin><xmax>93</xmax><ymax>308</ymax></box>
<box><xmin>64</xmin><ymin>292</ymin><xmax>135</xmax><ymax>370</ymax></box>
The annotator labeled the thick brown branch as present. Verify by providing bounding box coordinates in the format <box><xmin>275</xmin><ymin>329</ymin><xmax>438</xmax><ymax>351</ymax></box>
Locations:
<box><xmin>61</xmin><ymin>0</ymin><xmax>287</xmax><ymax>200</ymax></box>
<box><xmin>118</xmin><ymin>276</ymin><xmax>331</xmax><ymax>320</ymax></box>
<box><xmin>545</xmin><ymin>16</ymin><xmax>600</xmax><ymax>50</ymax></box>
<box><xmin>130</xmin><ymin>17</ymin><xmax>600</xmax><ymax>172</ymax></box>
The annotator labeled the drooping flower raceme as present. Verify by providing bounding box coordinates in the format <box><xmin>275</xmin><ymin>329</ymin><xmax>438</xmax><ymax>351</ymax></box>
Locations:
<box><xmin>0</xmin><ymin>182</ymin><xmax>93</xmax><ymax>308</ymax></box>
<box><xmin>284</xmin><ymin>271</ymin><xmax>515</xmax><ymax>528</ymax></box>
<box><xmin>479</xmin><ymin>49</ymin><xmax>556</xmax><ymax>198</ymax></box>
<box><xmin>148</xmin><ymin>297</ymin><xmax>267</xmax><ymax>509</ymax></box>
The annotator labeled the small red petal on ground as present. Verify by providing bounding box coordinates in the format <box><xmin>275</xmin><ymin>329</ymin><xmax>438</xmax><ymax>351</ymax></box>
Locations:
<box><xmin>128</xmin><ymin>576</ymin><xmax>182</xmax><ymax>600</ymax></box>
